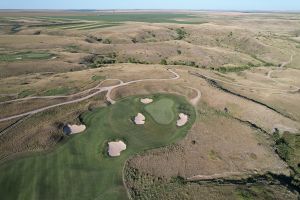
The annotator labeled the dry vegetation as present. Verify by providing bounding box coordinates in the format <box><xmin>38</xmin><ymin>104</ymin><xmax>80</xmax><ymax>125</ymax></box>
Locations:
<box><xmin>0</xmin><ymin>11</ymin><xmax>300</xmax><ymax>199</ymax></box>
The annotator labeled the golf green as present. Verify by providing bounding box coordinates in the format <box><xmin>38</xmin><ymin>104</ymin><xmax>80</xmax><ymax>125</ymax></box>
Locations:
<box><xmin>145</xmin><ymin>98</ymin><xmax>175</xmax><ymax>125</ymax></box>
<box><xmin>0</xmin><ymin>94</ymin><xmax>195</xmax><ymax>200</ymax></box>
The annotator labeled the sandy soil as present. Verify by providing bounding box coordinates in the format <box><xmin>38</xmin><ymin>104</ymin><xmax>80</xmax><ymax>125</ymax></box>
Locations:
<box><xmin>134</xmin><ymin>113</ymin><xmax>145</xmax><ymax>125</ymax></box>
<box><xmin>140</xmin><ymin>98</ymin><xmax>153</xmax><ymax>104</ymax></box>
<box><xmin>108</xmin><ymin>140</ymin><xmax>126</xmax><ymax>157</ymax></box>
<box><xmin>177</xmin><ymin>113</ymin><xmax>188</xmax><ymax>127</ymax></box>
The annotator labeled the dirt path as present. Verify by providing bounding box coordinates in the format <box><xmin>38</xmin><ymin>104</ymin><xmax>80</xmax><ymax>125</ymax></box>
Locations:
<box><xmin>0</xmin><ymin>69</ymin><xmax>181</xmax><ymax>122</ymax></box>
<box><xmin>0</xmin><ymin>79</ymin><xmax>123</xmax><ymax>105</ymax></box>
<box><xmin>194</xmin><ymin>64</ymin><xmax>299</xmax><ymax>93</ymax></box>
<box><xmin>186</xmin><ymin>86</ymin><xmax>201</xmax><ymax>106</ymax></box>
<box><xmin>267</xmin><ymin>53</ymin><xmax>299</xmax><ymax>91</ymax></box>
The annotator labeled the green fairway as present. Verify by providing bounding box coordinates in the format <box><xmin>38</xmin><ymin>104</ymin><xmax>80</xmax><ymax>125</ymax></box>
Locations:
<box><xmin>0</xmin><ymin>94</ymin><xmax>195</xmax><ymax>200</ymax></box>
<box><xmin>145</xmin><ymin>98</ymin><xmax>175</xmax><ymax>125</ymax></box>
<box><xmin>0</xmin><ymin>52</ymin><xmax>54</xmax><ymax>62</ymax></box>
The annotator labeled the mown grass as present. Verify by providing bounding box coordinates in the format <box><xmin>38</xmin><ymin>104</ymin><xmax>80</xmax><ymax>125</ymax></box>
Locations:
<box><xmin>145</xmin><ymin>98</ymin><xmax>175</xmax><ymax>125</ymax></box>
<box><xmin>0</xmin><ymin>52</ymin><xmax>54</xmax><ymax>62</ymax></box>
<box><xmin>0</xmin><ymin>94</ymin><xmax>195</xmax><ymax>200</ymax></box>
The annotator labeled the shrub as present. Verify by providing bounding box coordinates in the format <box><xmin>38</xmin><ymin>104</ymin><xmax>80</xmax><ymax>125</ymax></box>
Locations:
<box><xmin>160</xmin><ymin>59</ymin><xmax>167</xmax><ymax>65</ymax></box>
<box><xmin>103</xmin><ymin>38</ymin><xmax>112</xmax><ymax>44</ymax></box>
<box><xmin>131</xmin><ymin>38</ymin><xmax>137</xmax><ymax>43</ymax></box>
<box><xmin>216</xmin><ymin>66</ymin><xmax>250</xmax><ymax>73</ymax></box>
<box><xmin>175</xmin><ymin>28</ymin><xmax>187</xmax><ymax>40</ymax></box>
<box><xmin>81</xmin><ymin>54</ymin><xmax>116</xmax><ymax>68</ymax></box>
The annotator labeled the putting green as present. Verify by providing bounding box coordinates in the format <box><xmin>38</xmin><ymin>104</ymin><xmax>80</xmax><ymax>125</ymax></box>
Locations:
<box><xmin>0</xmin><ymin>94</ymin><xmax>195</xmax><ymax>200</ymax></box>
<box><xmin>144</xmin><ymin>98</ymin><xmax>175</xmax><ymax>124</ymax></box>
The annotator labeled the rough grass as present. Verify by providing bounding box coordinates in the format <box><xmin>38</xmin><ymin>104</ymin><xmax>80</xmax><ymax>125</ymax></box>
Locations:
<box><xmin>42</xmin><ymin>87</ymin><xmax>71</xmax><ymax>96</ymax></box>
<box><xmin>18</xmin><ymin>89</ymin><xmax>35</xmax><ymax>98</ymax></box>
<box><xmin>125</xmin><ymin>165</ymin><xmax>298</xmax><ymax>200</ymax></box>
<box><xmin>0</xmin><ymin>94</ymin><xmax>195</xmax><ymax>200</ymax></box>
<box><xmin>144</xmin><ymin>98</ymin><xmax>175</xmax><ymax>125</ymax></box>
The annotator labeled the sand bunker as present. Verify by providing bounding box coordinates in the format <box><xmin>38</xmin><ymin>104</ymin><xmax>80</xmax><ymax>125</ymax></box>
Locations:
<box><xmin>63</xmin><ymin>124</ymin><xmax>86</xmax><ymax>135</ymax></box>
<box><xmin>108</xmin><ymin>140</ymin><xmax>127</xmax><ymax>157</ymax></box>
<box><xmin>134</xmin><ymin>113</ymin><xmax>146</xmax><ymax>125</ymax></box>
<box><xmin>140</xmin><ymin>98</ymin><xmax>153</xmax><ymax>104</ymax></box>
<box><xmin>177</xmin><ymin>113</ymin><xmax>188</xmax><ymax>127</ymax></box>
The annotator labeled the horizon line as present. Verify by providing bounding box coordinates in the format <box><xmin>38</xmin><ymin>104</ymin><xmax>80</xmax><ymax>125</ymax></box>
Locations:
<box><xmin>0</xmin><ymin>9</ymin><xmax>300</xmax><ymax>13</ymax></box>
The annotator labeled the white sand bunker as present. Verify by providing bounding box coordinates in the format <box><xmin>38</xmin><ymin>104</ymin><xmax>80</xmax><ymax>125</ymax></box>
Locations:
<box><xmin>63</xmin><ymin>124</ymin><xmax>86</xmax><ymax>135</ymax></box>
<box><xmin>134</xmin><ymin>113</ymin><xmax>146</xmax><ymax>125</ymax></box>
<box><xmin>177</xmin><ymin>113</ymin><xmax>188</xmax><ymax>127</ymax></box>
<box><xmin>108</xmin><ymin>140</ymin><xmax>127</xmax><ymax>157</ymax></box>
<box><xmin>140</xmin><ymin>98</ymin><xmax>153</xmax><ymax>104</ymax></box>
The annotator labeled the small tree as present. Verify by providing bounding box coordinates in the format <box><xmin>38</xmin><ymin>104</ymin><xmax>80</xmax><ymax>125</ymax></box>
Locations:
<box><xmin>160</xmin><ymin>59</ymin><xmax>167</xmax><ymax>65</ymax></box>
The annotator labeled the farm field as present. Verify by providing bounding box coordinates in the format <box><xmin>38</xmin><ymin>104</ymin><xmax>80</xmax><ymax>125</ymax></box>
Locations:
<box><xmin>0</xmin><ymin>10</ymin><xmax>300</xmax><ymax>200</ymax></box>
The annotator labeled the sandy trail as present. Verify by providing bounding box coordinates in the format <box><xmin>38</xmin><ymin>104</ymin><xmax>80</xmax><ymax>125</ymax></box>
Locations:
<box><xmin>185</xmin><ymin>53</ymin><xmax>298</xmax><ymax>93</ymax></box>
<box><xmin>193</xmin><ymin>71</ymin><xmax>299</xmax><ymax>93</ymax></box>
<box><xmin>267</xmin><ymin>53</ymin><xmax>299</xmax><ymax>91</ymax></box>
<box><xmin>0</xmin><ymin>69</ymin><xmax>180</xmax><ymax>122</ymax></box>
<box><xmin>186</xmin><ymin>86</ymin><xmax>201</xmax><ymax>106</ymax></box>
<box><xmin>0</xmin><ymin>79</ymin><xmax>123</xmax><ymax>105</ymax></box>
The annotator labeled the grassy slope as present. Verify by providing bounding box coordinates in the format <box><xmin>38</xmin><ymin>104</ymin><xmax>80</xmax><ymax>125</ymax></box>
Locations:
<box><xmin>0</xmin><ymin>94</ymin><xmax>195</xmax><ymax>200</ymax></box>
<box><xmin>144</xmin><ymin>98</ymin><xmax>175</xmax><ymax>125</ymax></box>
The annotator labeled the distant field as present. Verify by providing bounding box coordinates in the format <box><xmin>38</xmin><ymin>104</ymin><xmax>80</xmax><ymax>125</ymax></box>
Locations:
<box><xmin>48</xmin><ymin>13</ymin><xmax>203</xmax><ymax>24</ymax></box>
<box><xmin>0</xmin><ymin>94</ymin><xmax>195</xmax><ymax>200</ymax></box>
